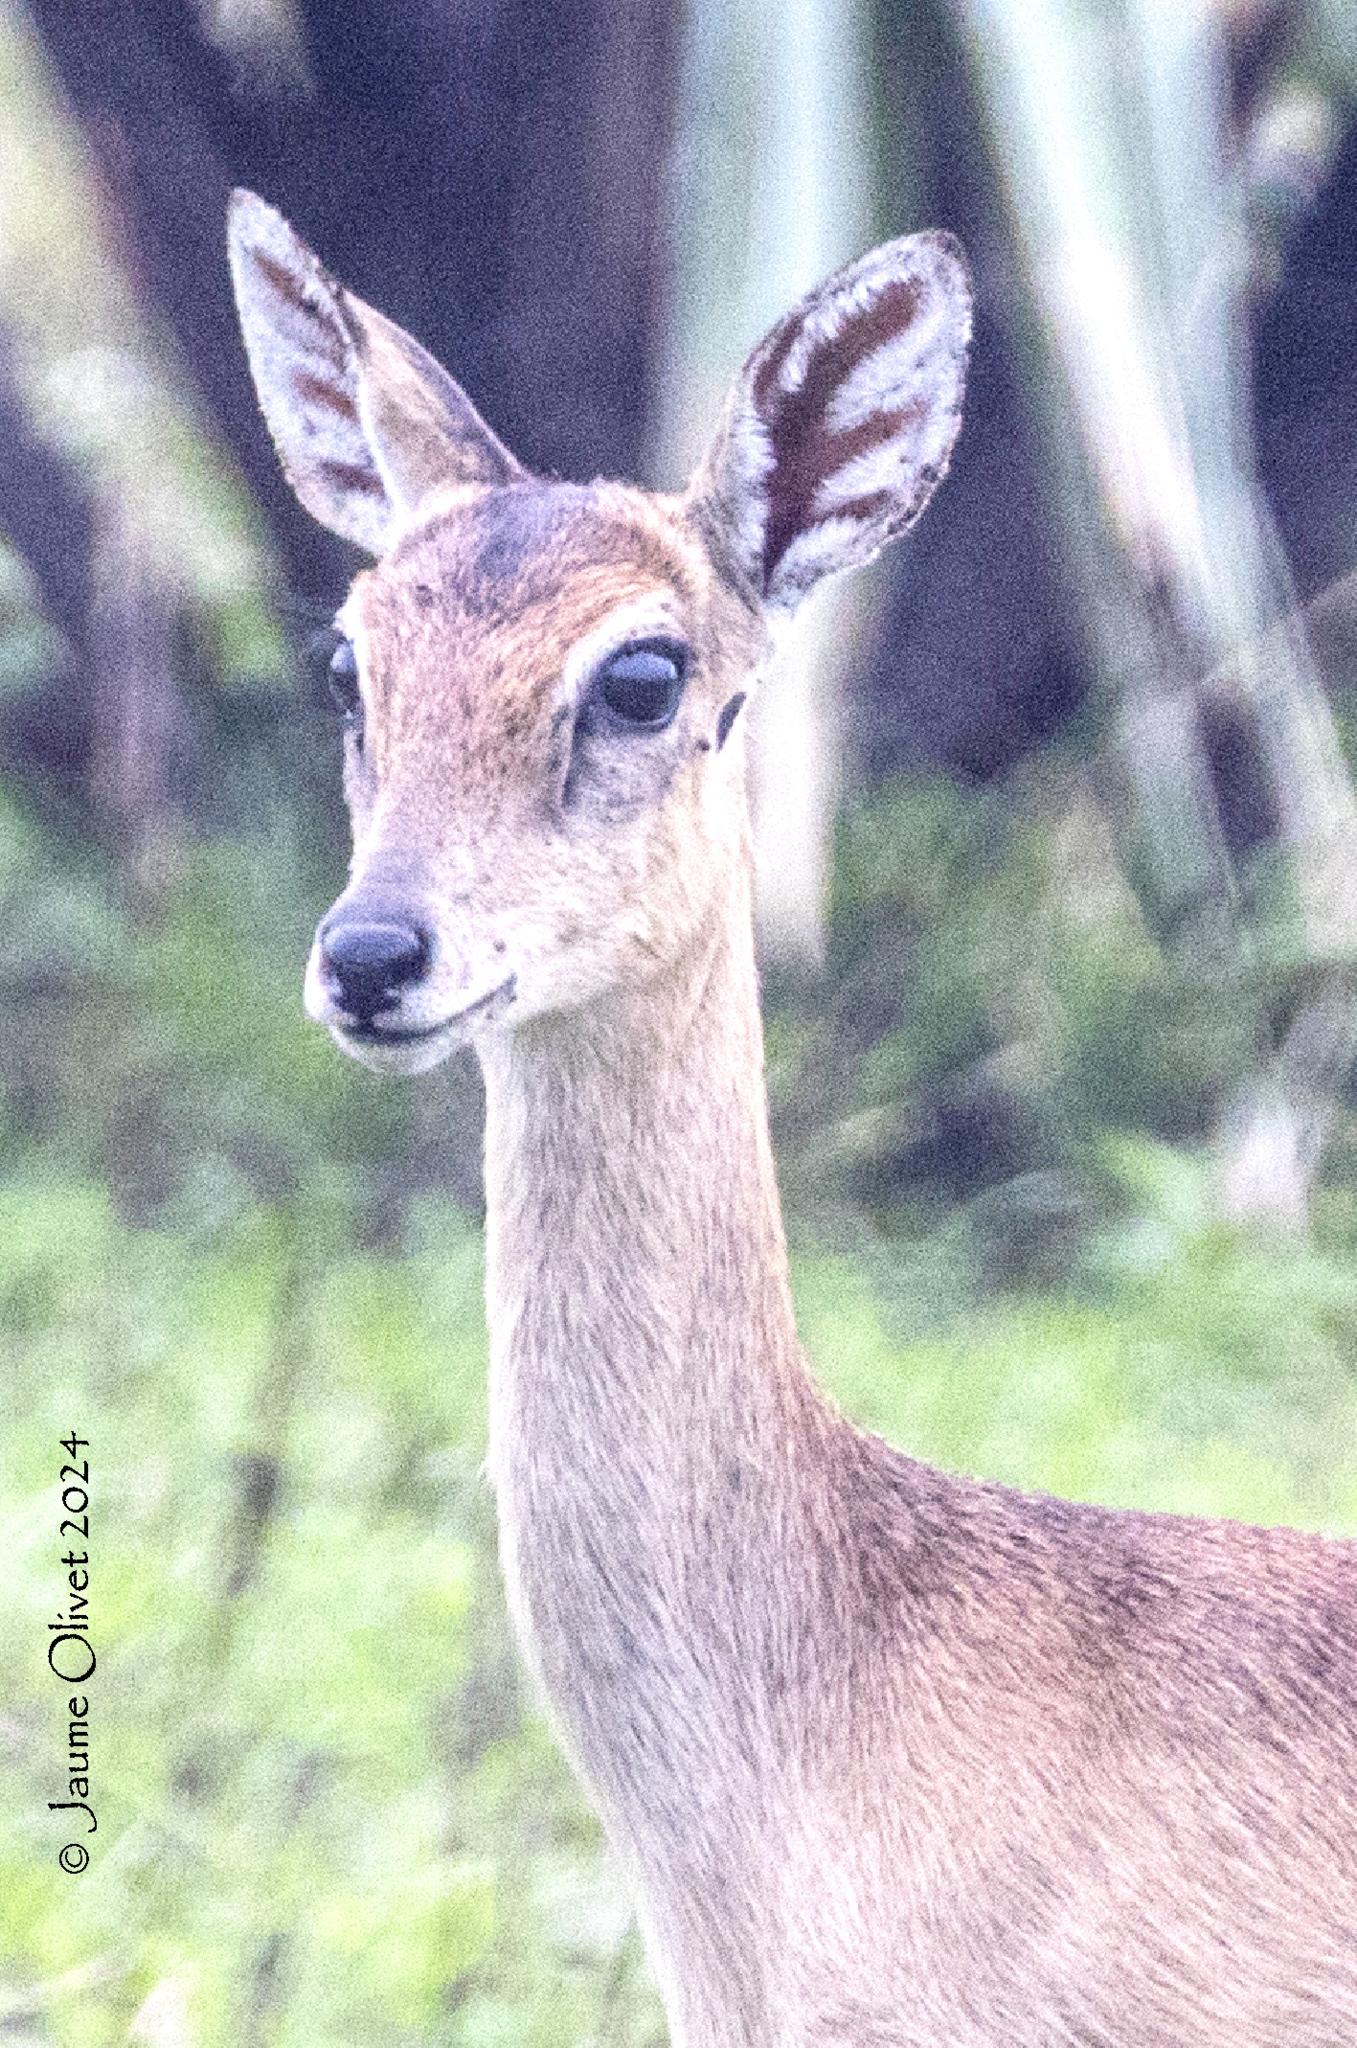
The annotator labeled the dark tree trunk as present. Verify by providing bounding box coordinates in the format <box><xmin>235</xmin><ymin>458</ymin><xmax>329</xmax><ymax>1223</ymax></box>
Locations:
<box><xmin>26</xmin><ymin>0</ymin><xmax>682</xmax><ymax>613</ymax></box>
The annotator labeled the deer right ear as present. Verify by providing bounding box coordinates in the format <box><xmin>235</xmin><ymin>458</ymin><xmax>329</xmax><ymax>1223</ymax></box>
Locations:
<box><xmin>227</xmin><ymin>190</ymin><xmax>526</xmax><ymax>555</ymax></box>
<box><xmin>688</xmin><ymin>231</ymin><xmax>972</xmax><ymax>613</ymax></box>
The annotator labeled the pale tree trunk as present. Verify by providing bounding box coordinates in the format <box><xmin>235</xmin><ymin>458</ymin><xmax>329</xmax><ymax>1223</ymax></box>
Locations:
<box><xmin>955</xmin><ymin>0</ymin><xmax>1357</xmax><ymax>1227</ymax></box>
<box><xmin>652</xmin><ymin>0</ymin><xmax>877</xmax><ymax>968</ymax></box>
<box><xmin>88</xmin><ymin>490</ymin><xmax>185</xmax><ymax>907</ymax></box>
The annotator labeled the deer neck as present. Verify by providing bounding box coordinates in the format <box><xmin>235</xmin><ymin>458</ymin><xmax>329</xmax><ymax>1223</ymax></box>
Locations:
<box><xmin>477</xmin><ymin>851</ymin><xmax>835</xmax><ymax>1829</ymax></box>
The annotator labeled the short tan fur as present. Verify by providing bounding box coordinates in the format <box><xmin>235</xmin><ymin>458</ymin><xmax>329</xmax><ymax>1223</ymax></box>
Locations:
<box><xmin>228</xmin><ymin>191</ymin><xmax>1357</xmax><ymax>2047</ymax></box>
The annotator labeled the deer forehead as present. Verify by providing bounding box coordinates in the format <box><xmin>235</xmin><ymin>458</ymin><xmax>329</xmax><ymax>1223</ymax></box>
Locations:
<box><xmin>355</xmin><ymin>481</ymin><xmax>714</xmax><ymax>662</ymax></box>
<box><xmin>341</xmin><ymin>481</ymin><xmax>756</xmax><ymax>798</ymax></box>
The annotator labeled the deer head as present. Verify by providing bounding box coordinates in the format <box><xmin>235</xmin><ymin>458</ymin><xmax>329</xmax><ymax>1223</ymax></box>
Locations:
<box><xmin>228</xmin><ymin>192</ymin><xmax>971</xmax><ymax>1073</ymax></box>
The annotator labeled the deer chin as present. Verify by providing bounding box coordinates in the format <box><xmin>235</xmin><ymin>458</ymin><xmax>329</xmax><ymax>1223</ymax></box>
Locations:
<box><xmin>329</xmin><ymin>1017</ymin><xmax>461</xmax><ymax>1076</ymax></box>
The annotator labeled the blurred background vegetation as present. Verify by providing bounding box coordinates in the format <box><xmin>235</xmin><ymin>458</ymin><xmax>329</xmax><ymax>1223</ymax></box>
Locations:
<box><xmin>3</xmin><ymin>0</ymin><xmax>1357</xmax><ymax>2041</ymax></box>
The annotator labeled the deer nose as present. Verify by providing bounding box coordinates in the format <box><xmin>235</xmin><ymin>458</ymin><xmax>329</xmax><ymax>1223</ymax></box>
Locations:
<box><xmin>319</xmin><ymin>917</ymin><xmax>431</xmax><ymax>1022</ymax></box>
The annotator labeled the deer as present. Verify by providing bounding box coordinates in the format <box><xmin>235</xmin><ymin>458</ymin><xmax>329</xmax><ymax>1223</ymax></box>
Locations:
<box><xmin>227</xmin><ymin>190</ymin><xmax>1357</xmax><ymax>2047</ymax></box>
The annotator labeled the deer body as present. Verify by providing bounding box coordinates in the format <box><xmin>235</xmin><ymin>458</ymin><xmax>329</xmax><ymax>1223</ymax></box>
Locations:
<box><xmin>480</xmin><ymin>845</ymin><xmax>1357</xmax><ymax>2048</ymax></box>
<box><xmin>228</xmin><ymin>195</ymin><xmax>1357</xmax><ymax>2046</ymax></box>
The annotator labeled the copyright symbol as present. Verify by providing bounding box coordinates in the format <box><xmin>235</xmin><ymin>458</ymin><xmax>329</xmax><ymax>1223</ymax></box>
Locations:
<box><xmin>58</xmin><ymin>1842</ymin><xmax>88</xmax><ymax>1874</ymax></box>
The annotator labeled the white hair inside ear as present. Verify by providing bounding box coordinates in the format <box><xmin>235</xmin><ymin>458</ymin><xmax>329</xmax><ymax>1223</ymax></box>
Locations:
<box><xmin>226</xmin><ymin>189</ymin><xmax>526</xmax><ymax>557</ymax></box>
<box><xmin>688</xmin><ymin>230</ymin><xmax>971</xmax><ymax>612</ymax></box>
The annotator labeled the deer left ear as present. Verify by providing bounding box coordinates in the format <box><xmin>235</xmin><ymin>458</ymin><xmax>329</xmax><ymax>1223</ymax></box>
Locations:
<box><xmin>689</xmin><ymin>231</ymin><xmax>972</xmax><ymax>612</ymax></box>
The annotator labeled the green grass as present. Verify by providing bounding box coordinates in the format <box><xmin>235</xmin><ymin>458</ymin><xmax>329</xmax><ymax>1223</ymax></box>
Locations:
<box><xmin>4</xmin><ymin>1153</ymin><xmax>1355</xmax><ymax>2045</ymax></box>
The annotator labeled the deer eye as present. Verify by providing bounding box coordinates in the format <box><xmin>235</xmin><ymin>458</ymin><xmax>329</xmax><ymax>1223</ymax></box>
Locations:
<box><xmin>327</xmin><ymin>636</ymin><xmax>364</xmax><ymax>744</ymax></box>
<box><xmin>328</xmin><ymin>636</ymin><xmax>359</xmax><ymax>708</ymax></box>
<box><xmin>591</xmin><ymin>639</ymin><xmax>688</xmax><ymax>731</ymax></box>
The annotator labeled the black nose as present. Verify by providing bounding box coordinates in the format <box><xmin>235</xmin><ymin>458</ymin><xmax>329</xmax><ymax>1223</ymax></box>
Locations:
<box><xmin>320</xmin><ymin>918</ymin><xmax>430</xmax><ymax>1023</ymax></box>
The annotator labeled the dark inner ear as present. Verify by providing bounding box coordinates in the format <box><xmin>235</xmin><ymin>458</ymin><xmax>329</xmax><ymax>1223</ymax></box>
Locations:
<box><xmin>755</xmin><ymin>278</ymin><xmax>929</xmax><ymax>586</ymax></box>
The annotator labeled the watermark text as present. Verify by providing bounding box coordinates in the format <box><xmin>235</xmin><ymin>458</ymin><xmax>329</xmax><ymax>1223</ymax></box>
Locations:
<box><xmin>47</xmin><ymin>1435</ymin><xmax>95</xmax><ymax>1871</ymax></box>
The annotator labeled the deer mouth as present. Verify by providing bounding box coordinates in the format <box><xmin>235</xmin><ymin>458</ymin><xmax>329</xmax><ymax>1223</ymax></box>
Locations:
<box><xmin>333</xmin><ymin>975</ymin><xmax>518</xmax><ymax>1067</ymax></box>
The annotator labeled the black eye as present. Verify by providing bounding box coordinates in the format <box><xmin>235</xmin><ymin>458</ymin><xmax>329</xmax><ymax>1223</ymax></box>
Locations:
<box><xmin>592</xmin><ymin>639</ymin><xmax>688</xmax><ymax>731</ymax></box>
